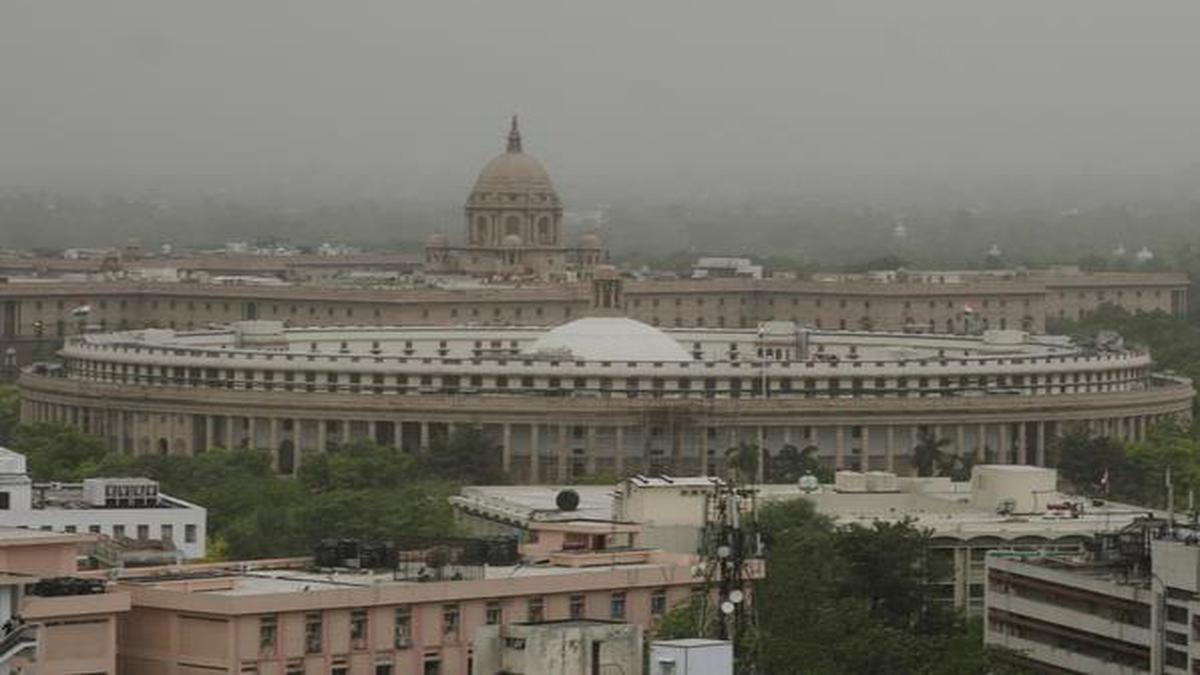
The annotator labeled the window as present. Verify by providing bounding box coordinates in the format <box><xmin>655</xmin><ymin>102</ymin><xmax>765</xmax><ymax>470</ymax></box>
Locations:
<box><xmin>442</xmin><ymin>604</ymin><xmax>460</xmax><ymax>638</ymax></box>
<box><xmin>610</xmin><ymin>592</ymin><xmax>626</xmax><ymax>619</ymax></box>
<box><xmin>161</xmin><ymin>524</ymin><xmax>173</xmax><ymax>542</ymax></box>
<box><xmin>331</xmin><ymin>667</ymin><xmax>348</xmax><ymax>675</ymax></box>
<box><xmin>486</xmin><ymin>601</ymin><xmax>502</xmax><ymax>625</ymax></box>
<box><xmin>375</xmin><ymin>665</ymin><xmax>394</xmax><ymax>675</ymax></box>
<box><xmin>0</xmin><ymin>492</ymin><xmax>8</xmax><ymax>510</ymax></box>
<box><xmin>259</xmin><ymin>615</ymin><xmax>277</xmax><ymax>651</ymax></box>
<box><xmin>185</xmin><ymin>524</ymin><xmax>197</xmax><ymax>543</ymax></box>
<box><xmin>527</xmin><ymin>596</ymin><xmax>545</xmax><ymax>622</ymax></box>
<box><xmin>305</xmin><ymin>612</ymin><xmax>322</xmax><ymax>653</ymax></box>
<box><xmin>651</xmin><ymin>588</ymin><xmax>668</xmax><ymax>615</ymax></box>
<box><xmin>137</xmin><ymin>524</ymin><xmax>150</xmax><ymax>540</ymax></box>
<box><xmin>351</xmin><ymin>609</ymin><xmax>368</xmax><ymax>649</ymax></box>
<box><xmin>569</xmin><ymin>594</ymin><xmax>586</xmax><ymax>619</ymax></box>
<box><xmin>394</xmin><ymin>607</ymin><xmax>412</xmax><ymax>648</ymax></box>
<box><xmin>113</xmin><ymin>524</ymin><xmax>125</xmax><ymax>538</ymax></box>
<box><xmin>89</xmin><ymin>525</ymin><xmax>101</xmax><ymax>534</ymax></box>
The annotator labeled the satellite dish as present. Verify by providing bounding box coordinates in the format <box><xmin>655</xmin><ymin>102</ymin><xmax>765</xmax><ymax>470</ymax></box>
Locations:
<box><xmin>729</xmin><ymin>589</ymin><xmax>745</xmax><ymax>604</ymax></box>
<box><xmin>720</xmin><ymin>601</ymin><xmax>736</xmax><ymax>615</ymax></box>
<box><xmin>716</xmin><ymin>545</ymin><xmax>732</xmax><ymax>559</ymax></box>
<box><xmin>555</xmin><ymin>489</ymin><xmax>580</xmax><ymax>512</ymax></box>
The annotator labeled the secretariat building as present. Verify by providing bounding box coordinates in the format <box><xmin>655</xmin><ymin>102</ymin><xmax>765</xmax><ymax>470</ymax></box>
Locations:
<box><xmin>10</xmin><ymin>121</ymin><xmax>1196</xmax><ymax>483</ymax></box>
<box><xmin>424</xmin><ymin>117</ymin><xmax>603</xmax><ymax>280</ymax></box>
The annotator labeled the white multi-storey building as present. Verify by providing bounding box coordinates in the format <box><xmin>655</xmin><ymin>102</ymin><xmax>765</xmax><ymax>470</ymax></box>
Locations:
<box><xmin>0</xmin><ymin>448</ymin><xmax>206</xmax><ymax>560</ymax></box>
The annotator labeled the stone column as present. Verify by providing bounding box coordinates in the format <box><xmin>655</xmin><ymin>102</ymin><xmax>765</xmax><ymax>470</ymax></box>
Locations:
<box><xmin>1017</xmin><ymin>422</ymin><xmax>1027</xmax><ymax>465</ymax></box>
<box><xmin>861</xmin><ymin>426</ymin><xmax>871</xmax><ymax>472</ymax></box>
<box><xmin>957</xmin><ymin>425</ymin><xmax>966</xmax><ymax>459</ymax></box>
<box><xmin>999</xmin><ymin>423</ymin><xmax>1010</xmax><ymax>464</ymax></box>
<box><xmin>292</xmin><ymin>418</ymin><xmax>303</xmax><ymax>473</ymax></box>
<box><xmin>501</xmin><ymin>423</ymin><xmax>512</xmax><ymax>474</ymax></box>
<box><xmin>341</xmin><ymin>419</ymin><xmax>351</xmax><ymax>445</ymax></box>
<box><xmin>225</xmin><ymin>415</ymin><xmax>235</xmax><ymax>450</ymax></box>
<box><xmin>557</xmin><ymin>424</ymin><xmax>569</xmax><ymax>483</ymax></box>
<box><xmin>885</xmin><ymin>425</ymin><xmax>896</xmax><ymax>473</ymax></box>
<box><xmin>269</xmin><ymin>418</ymin><xmax>280</xmax><ymax>458</ymax></box>
<box><xmin>976</xmin><ymin>423</ymin><xmax>987</xmax><ymax>462</ymax></box>
<box><xmin>756</xmin><ymin>426</ymin><xmax>767</xmax><ymax>483</ymax></box>
<box><xmin>587</xmin><ymin>425</ymin><xmax>599</xmax><ymax>475</ymax></box>
<box><xmin>368</xmin><ymin>420</ymin><xmax>378</xmax><ymax>445</ymax></box>
<box><xmin>1036</xmin><ymin>421</ymin><xmax>1046</xmax><ymax>466</ymax></box>
<box><xmin>700</xmin><ymin>426</ymin><xmax>709</xmax><ymax>476</ymax></box>
<box><xmin>419</xmin><ymin>422</ymin><xmax>430</xmax><ymax>453</ymax></box>
<box><xmin>835</xmin><ymin>426</ymin><xmax>845</xmax><ymax>471</ymax></box>
<box><xmin>204</xmin><ymin>415</ymin><xmax>215</xmax><ymax>453</ymax></box>
<box><xmin>614</xmin><ymin>425</ymin><xmax>625</xmax><ymax>477</ymax></box>
<box><xmin>530</xmin><ymin>424</ymin><xmax>542</xmax><ymax>483</ymax></box>
<box><xmin>317</xmin><ymin>419</ymin><xmax>328</xmax><ymax>453</ymax></box>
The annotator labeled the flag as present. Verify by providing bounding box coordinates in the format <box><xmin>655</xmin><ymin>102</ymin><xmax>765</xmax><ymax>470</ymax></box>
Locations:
<box><xmin>1100</xmin><ymin>467</ymin><xmax>1110</xmax><ymax>495</ymax></box>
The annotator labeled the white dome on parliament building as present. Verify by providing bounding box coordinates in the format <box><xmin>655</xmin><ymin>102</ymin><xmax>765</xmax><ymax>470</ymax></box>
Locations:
<box><xmin>527</xmin><ymin>317</ymin><xmax>691</xmax><ymax>362</ymax></box>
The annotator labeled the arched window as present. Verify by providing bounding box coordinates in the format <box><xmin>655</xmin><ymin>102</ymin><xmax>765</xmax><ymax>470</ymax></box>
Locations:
<box><xmin>505</xmin><ymin>216</ymin><xmax>521</xmax><ymax>236</ymax></box>
<box><xmin>475</xmin><ymin>216</ymin><xmax>488</xmax><ymax>243</ymax></box>
<box><xmin>157</xmin><ymin>438</ymin><xmax>169</xmax><ymax>456</ymax></box>
<box><xmin>536</xmin><ymin>216</ymin><xmax>551</xmax><ymax>242</ymax></box>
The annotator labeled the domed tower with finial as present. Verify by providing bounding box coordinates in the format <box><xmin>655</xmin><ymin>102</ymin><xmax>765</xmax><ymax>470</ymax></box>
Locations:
<box><xmin>465</xmin><ymin>116</ymin><xmax>563</xmax><ymax>250</ymax></box>
<box><xmin>425</xmin><ymin>117</ymin><xmax>603</xmax><ymax>280</ymax></box>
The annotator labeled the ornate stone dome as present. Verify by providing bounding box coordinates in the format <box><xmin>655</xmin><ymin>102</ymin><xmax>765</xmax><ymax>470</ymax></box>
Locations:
<box><xmin>469</xmin><ymin>117</ymin><xmax>559</xmax><ymax>202</ymax></box>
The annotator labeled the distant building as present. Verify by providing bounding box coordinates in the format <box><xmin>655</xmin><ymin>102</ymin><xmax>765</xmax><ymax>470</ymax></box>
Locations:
<box><xmin>472</xmin><ymin>619</ymin><xmax>643</xmax><ymax>675</ymax></box>
<box><xmin>984</xmin><ymin>522</ymin><xmax>1200</xmax><ymax>674</ymax></box>
<box><xmin>112</xmin><ymin>521</ymin><xmax>752</xmax><ymax>675</ymax></box>
<box><xmin>0</xmin><ymin>527</ymin><xmax>130</xmax><ymax>673</ymax></box>
<box><xmin>691</xmin><ymin>257</ymin><xmax>763</xmax><ymax>280</ymax></box>
<box><xmin>0</xmin><ymin>447</ymin><xmax>207</xmax><ymax>560</ymax></box>
<box><xmin>424</xmin><ymin>118</ymin><xmax>604</xmax><ymax>281</ymax></box>
<box><xmin>455</xmin><ymin>466</ymin><xmax>1160</xmax><ymax>616</ymax></box>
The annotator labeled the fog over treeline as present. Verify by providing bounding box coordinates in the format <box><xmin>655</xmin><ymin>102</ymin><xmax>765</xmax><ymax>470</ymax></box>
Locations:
<box><xmin>2</xmin><ymin>1</ymin><xmax>1199</xmax><ymax>264</ymax></box>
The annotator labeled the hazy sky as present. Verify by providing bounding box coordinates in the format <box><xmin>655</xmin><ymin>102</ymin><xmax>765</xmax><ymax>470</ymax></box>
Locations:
<box><xmin>3</xmin><ymin>1</ymin><xmax>1199</xmax><ymax>205</ymax></box>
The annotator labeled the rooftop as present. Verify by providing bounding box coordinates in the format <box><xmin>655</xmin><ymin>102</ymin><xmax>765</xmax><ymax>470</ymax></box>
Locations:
<box><xmin>126</xmin><ymin>559</ymin><xmax>676</xmax><ymax>597</ymax></box>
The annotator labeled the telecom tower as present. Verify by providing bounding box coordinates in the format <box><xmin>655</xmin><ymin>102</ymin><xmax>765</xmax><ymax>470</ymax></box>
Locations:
<box><xmin>697</xmin><ymin>480</ymin><xmax>761</xmax><ymax>670</ymax></box>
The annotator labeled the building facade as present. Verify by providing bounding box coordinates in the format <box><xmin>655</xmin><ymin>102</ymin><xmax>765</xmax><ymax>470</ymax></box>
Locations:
<box><xmin>984</xmin><ymin>530</ymin><xmax>1200</xmax><ymax>674</ymax></box>
<box><xmin>0</xmin><ymin>448</ymin><xmax>208</xmax><ymax>560</ymax></box>
<box><xmin>112</xmin><ymin>523</ymin><xmax>737</xmax><ymax>675</ymax></box>
<box><xmin>424</xmin><ymin>118</ymin><xmax>604</xmax><ymax>281</ymax></box>
<box><xmin>0</xmin><ymin>528</ymin><xmax>130</xmax><ymax>675</ymax></box>
<box><xmin>17</xmin><ymin>317</ymin><xmax>1193</xmax><ymax>483</ymax></box>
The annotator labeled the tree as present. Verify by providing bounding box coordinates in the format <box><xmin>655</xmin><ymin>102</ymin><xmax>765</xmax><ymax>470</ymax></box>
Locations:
<box><xmin>751</xmin><ymin>498</ymin><xmax>1017</xmax><ymax>674</ymax></box>
<box><xmin>0</xmin><ymin>385</ymin><xmax>18</xmax><ymax>446</ymax></box>
<box><xmin>14</xmin><ymin>422</ymin><xmax>110</xmax><ymax>481</ymax></box>
<box><xmin>724</xmin><ymin>442</ymin><xmax>760</xmax><ymax>483</ymax></box>
<box><xmin>769</xmin><ymin>444</ymin><xmax>831</xmax><ymax>483</ymax></box>
<box><xmin>910</xmin><ymin>429</ymin><xmax>952</xmax><ymax>477</ymax></box>
<box><xmin>419</xmin><ymin>426</ymin><xmax>508</xmax><ymax>484</ymax></box>
<box><xmin>299</xmin><ymin>440</ymin><xmax>417</xmax><ymax>492</ymax></box>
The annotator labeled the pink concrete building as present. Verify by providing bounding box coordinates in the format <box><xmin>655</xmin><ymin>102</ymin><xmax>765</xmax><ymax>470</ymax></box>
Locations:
<box><xmin>112</xmin><ymin>524</ymin><xmax>755</xmax><ymax>675</ymax></box>
<box><xmin>0</xmin><ymin>527</ymin><xmax>130</xmax><ymax>674</ymax></box>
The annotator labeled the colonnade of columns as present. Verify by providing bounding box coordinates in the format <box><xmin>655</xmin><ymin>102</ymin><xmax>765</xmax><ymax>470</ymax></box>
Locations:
<box><xmin>18</xmin><ymin>397</ymin><xmax>1188</xmax><ymax>484</ymax></box>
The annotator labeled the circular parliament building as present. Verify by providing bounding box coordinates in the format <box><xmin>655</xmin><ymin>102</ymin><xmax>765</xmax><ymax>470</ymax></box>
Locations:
<box><xmin>19</xmin><ymin>315</ymin><xmax>1193</xmax><ymax>482</ymax></box>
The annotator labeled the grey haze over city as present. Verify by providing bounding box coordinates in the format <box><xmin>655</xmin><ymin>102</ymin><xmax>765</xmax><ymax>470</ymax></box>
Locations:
<box><xmin>2</xmin><ymin>0</ymin><xmax>1200</xmax><ymax>260</ymax></box>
